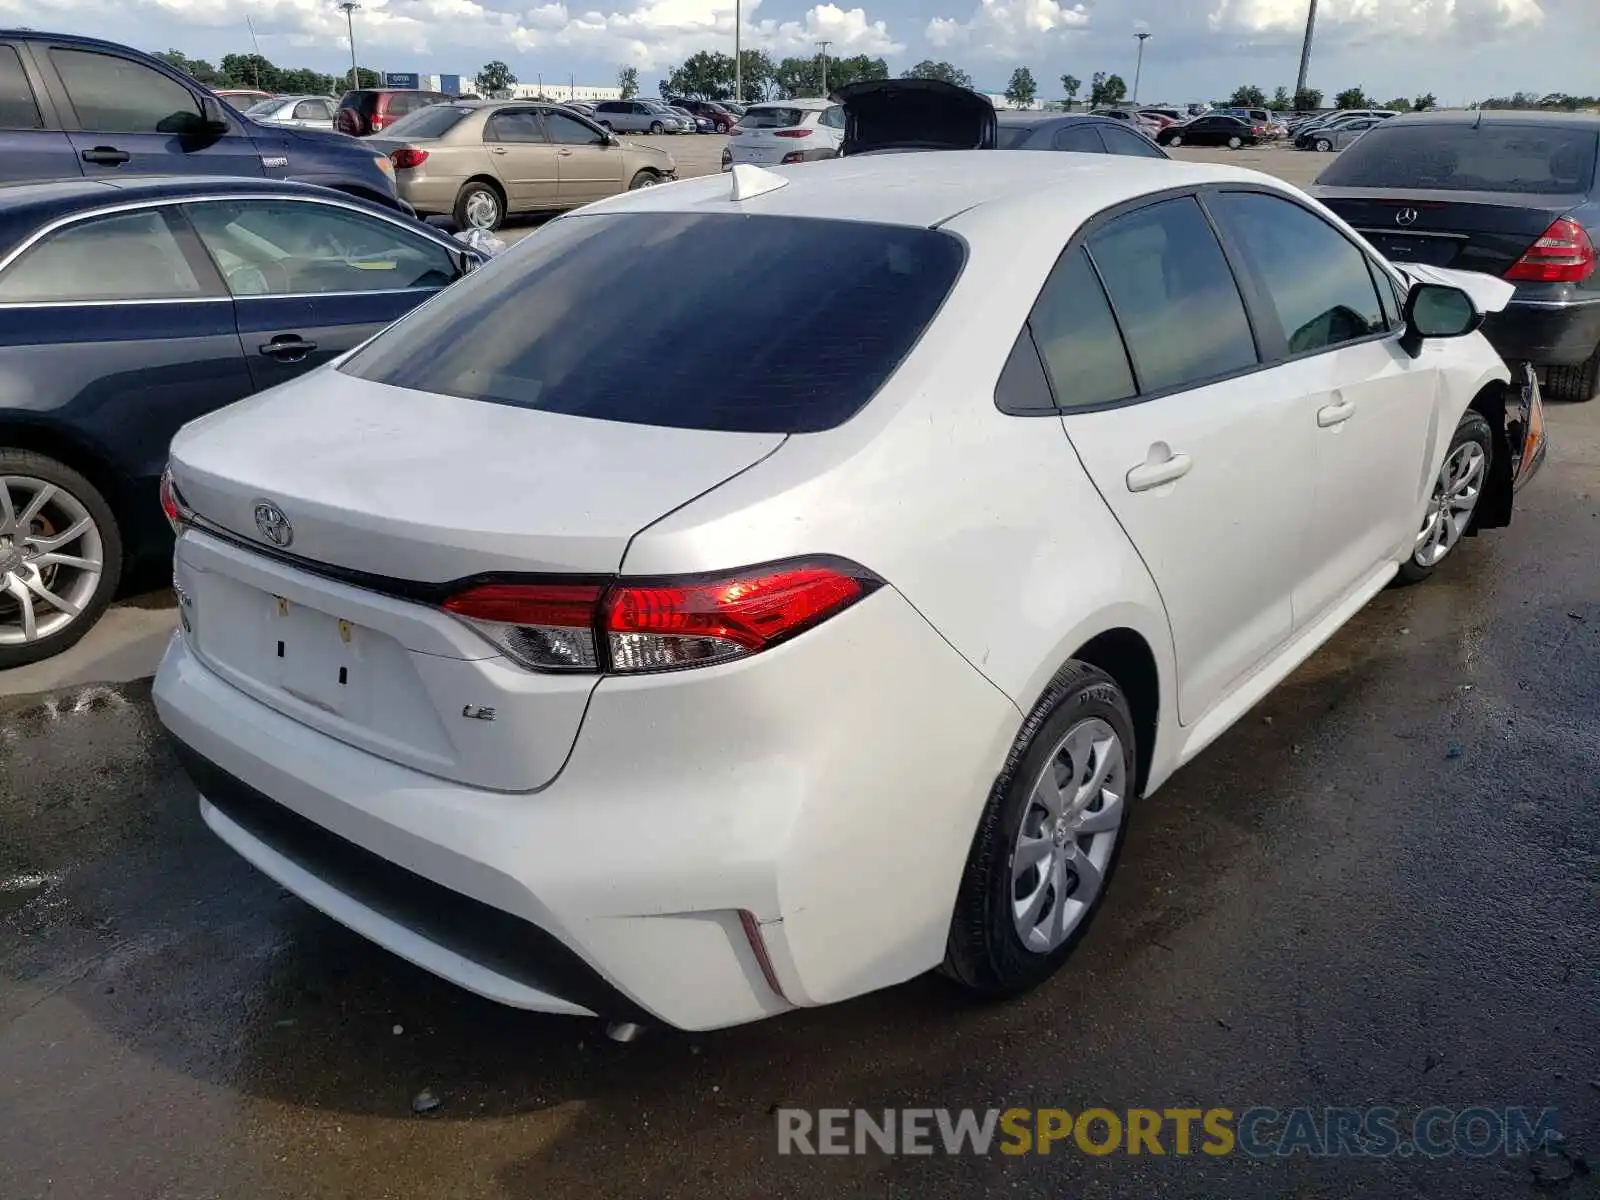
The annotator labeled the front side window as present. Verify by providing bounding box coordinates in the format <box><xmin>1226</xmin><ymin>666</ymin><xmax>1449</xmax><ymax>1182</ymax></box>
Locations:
<box><xmin>819</xmin><ymin>105</ymin><xmax>846</xmax><ymax>129</ymax></box>
<box><xmin>293</xmin><ymin>99</ymin><xmax>333</xmax><ymax>121</ymax></box>
<box><xmin>182</xmin><ymin>200</ymin><xmax>457</xmax><ymax>296</ymax></box>
<box><xmin>1209</xmin><ymin>191</ymin><xmax>1387</xmax><ymax>355</ymax></box>
<box><xmin>1087</xmin><ymin>196</ymin><xmax>1258</xmax><ymax>394</ymax></box>
<box><xmin>542</xmin><ymin>110</ymin><xmax>605</xmax><ymax>146</ymax></box>
<box><xmin>1052</xmin><ymin>125</ymin><xmax>1103</xmax><ymax>152</ymax></box>
<box><xmin>51</xmin><ymin>49</ymin><xmax>201</xmax><ymax>134</ymax></box>
<box><xmin>341</xmin><ymin>212</ymin><xmax>966</xmax><ymax>434</ymax></box>
<box><xmin>0</xmin><ymin>209</ymin><xmax>204</xmax><ymax>302</ymax></box>
<box><xmin>0</xmin><ymin>45</ymin><xmax>42</xmax><ymax>130</ymax></box>
<box><xmin>1028</xmin><ymin>246</ymin><xmax>1137</xmax><ymax>410</ymax></box>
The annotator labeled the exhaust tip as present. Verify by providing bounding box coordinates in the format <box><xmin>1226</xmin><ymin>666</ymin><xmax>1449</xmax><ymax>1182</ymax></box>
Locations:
<box><xmin>604</xmin><ymin>1020</ymin><xmax>646</xmax><ymax>1043</ymax></box>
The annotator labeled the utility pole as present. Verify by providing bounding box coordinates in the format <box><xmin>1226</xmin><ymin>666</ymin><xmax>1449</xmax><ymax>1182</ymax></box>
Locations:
<box><xmin>1295</xmin><ymin>0</ymin><xmax>1318</xmax><ymax>102</ymax></box>
<box><xmin>245</xmin><ymin>15</ymin><xmax>262</xmax><ymax>90</ymax></box>
<box><xmin>338</xmin><ymin>2</ymin><xmax>361</xmax><ymax>91</ymax></box>
<box><xmin>1131</xmin><ymin>31</ymin><xmax>1150</xmax><ymax>105</ymax></box>
<box><xmin>734</xmin><ymin>0</ymin><xmax>742</xmax><ymax>105</ymax></box>
<box><xmin>816</xmin><ymin>40</ymin><xmax>832</xmax><ymax>96</ymax></box>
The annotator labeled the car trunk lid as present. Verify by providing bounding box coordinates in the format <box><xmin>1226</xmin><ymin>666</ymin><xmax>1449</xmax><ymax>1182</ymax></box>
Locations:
<box><xmin>1314</xmin><ymin>187</ymin><xmax>1581</xmax><ymax>276</ymax></box>
<box><xmin>167</xmin><ymin>370</ymin><xmax>784</xmax><ymax>790</ymax></box>
<box><xmin>834</xmin><ymin>78</ymin><xmax>996</xmax><ymax>156</ymax></box>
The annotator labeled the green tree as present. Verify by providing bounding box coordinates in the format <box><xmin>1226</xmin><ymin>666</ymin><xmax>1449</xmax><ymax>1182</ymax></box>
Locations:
<box><xmin>1004</xmin><ymin>66</ymin><xmax>1037</xmax><ymax>108</ymax></box>
<box><xmin>219</xmin><ymin>53</ymin><xmax>280</xmax><ymax>91</ymax></box>
<box><xmin>1384</xmin><ymin>96</ymin><xmax>1412</xmax><ymax>111</ymax></box>
<box><xmin>902</xmin><ymin>60</ymin><xmax>974</xmax><ymax>89</ymax></box>
<box><xmin>476</xmin><ymin>60</ymin><xmax>517</xmax><ymax>96</ymax></box>
<box><xmin>155</xmin><ymin>49</ymin><xmax>220</xmax><ymax>85</ymax></box>
<box><xmin>738</xmin><ymin>49</ymin><xmax>777</xmax><ymax>101</ymax></box>
<box><xmin>1228</xmin><ymin>84</ymin><xmax>1267</xmax><ymax>107</ymax></box>
<box><xmin>618</xmin><ymin>65</ymin><xmax>640</xmax><ymax>99</ymax></box>
<box><xmin>1089</xmin><ymin>71</ymin><xmax>1127</xmax><ymax>107</ymax></box>
<box><xmin>1333</xmin><ymin>85</ymin><xmax>1369</xmax><ymax>109</ymax></box>
<box><xmin>826</xmin><ymin>53</ymin><xmax>887</xmax><ymax>93</ymax></box>
<box><xmin>278</xmin><ymin>67</ymin><xmax>337</xmax><ymax>94</ymax></box>
<box><xmin>353</xmin><ymin>67</ymin><xmax>383</xmax><ymax>89</ymax></box>
<box><xmin>1270</xmin><ymin>85</ymin><xmax>1291</xmax><ymax>111</ymax></box>
<box><xmin>665</xmin><ymin>50</ymin><xmax>737</xmax><ymax>99</ymax></box>
<box><xmin>1061</xmin><ymin>73</ymin><xmax>1081</xmax><ymax>109</ymax></box>
<box><xmin>1292</xmin><ymin>86</ymin><xmax>1323</xmax><ymax>111</ymax></box>
<box><xmin>1412</xmin><ymin>91</ymin><xmax>1437</xmax><ymax>111</ymax></box>
<box><xmin>773</xmin><ymin>56</ymin><xmax>818</xmax><ymax>98</ymax></box>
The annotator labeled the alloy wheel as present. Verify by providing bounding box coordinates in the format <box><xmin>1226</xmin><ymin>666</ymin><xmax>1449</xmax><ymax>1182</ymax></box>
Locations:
<box><xmin>1010</xmin><ymin>717</ymin><xmax>1127</xmax><ymax>954</ymax></box>
<box><xmin>0</xmin><ymin>475</ymin><xmax>105</xmax><ymax>648</ymax></box>
<box><xmin>1414</xmin><ymin>441</ymin><xmax>1486</xmax><ymax>568</ymax></box>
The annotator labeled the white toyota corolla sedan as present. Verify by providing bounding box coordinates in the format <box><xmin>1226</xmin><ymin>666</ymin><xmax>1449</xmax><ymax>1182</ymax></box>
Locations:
<box><xmin>153</xmin><ymin>152</ymin><xmax>1546</xmax><ymax>1034</ymax></box>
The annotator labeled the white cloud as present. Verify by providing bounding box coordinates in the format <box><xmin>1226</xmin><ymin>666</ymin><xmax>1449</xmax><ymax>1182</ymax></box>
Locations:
<box><xmin>0</xmin><ymin>0</ymin><xmax>899</xmax><ymax>72</ymax></box>
<box><xmin>926</xmin><ymin>0</ymin><xmax>1090</xmax><ymax>57</ymax></box>
<box><xmin>1206</xmin><ymin>0</ymin><xmax>1544</xmax><ymax>40</ymax></box>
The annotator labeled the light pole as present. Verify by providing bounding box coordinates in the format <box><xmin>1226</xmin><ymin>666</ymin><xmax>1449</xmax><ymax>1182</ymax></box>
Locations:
<box><xmin>816</xmin><ymin>40</ymin><xmax>832</xmax><ymax>96</ymax></box>
<box><xmin>1131</xmin><ymin>31</ymin><xmax>1151</xmax><ymax>105</ymax></box>
<box><xmin>1295</xmin><ymin>0</ymin><xmax>1318</xmax><ymax>103</ymax></box>
<box><xmin>734</xmin><ymin>0</ymin><xmax>741</xmax><ymax>105</ymax></box>
<box><xmin>338</xmin><ymin>2</ymin><xmax>361</xmax><ymax>91</ymax></box>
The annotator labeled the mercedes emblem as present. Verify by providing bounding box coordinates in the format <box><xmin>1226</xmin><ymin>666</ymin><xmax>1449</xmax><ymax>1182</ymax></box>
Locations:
<box><xmin>253</xmin><ymin>501</ymin><xmax>294</xmax><ymax>548</ymax></box>
<box><xmin>1396</xmin><ymin>208</ymin><xmax>1419</xmax><ymax>227</ymax></box>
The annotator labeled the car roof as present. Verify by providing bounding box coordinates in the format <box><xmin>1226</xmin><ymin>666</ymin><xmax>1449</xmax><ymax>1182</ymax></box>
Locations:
<box><xmin>0</xmin><ymin>175</ymin><xmax>378</xmax><ymax>231</ymax></box>
<box><xmin>995</xmin><ymin>112</ymin><xmax>1111</xmax><ymax>127</ymax></box>
<box><xmin>574</xmin><ymin>149</ymin><xmax>1286</xmax><ymax>232</ymax></box>
<box><xmin>750</xmin><ymin>98</ymin><xmax>834</xmax><ymax>111</ymax></box>
<box><xmin>1383</xmin><ymin>109</ymin><xmax>1600</xmax><ymax>131</ymax></box>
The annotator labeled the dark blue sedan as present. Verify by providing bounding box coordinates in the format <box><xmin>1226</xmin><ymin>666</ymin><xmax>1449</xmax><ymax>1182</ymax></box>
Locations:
<box><xmin>0</xmin><ymin>175</ymin><xmax>484</xmax><ymax>667</ymax></box>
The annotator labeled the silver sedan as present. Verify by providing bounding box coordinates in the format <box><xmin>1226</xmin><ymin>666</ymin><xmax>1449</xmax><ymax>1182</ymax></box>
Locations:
<box><xmin>242</xmin><ymin>95</ymin><xmax>338</xmax><ymax>130</ymax></box>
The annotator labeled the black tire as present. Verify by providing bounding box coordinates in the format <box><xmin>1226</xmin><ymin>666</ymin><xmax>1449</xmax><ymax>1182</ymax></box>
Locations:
<box><xmin>0</xmin><ymin>449</ymin><xmax>122</xmax><ymax>669</ymax></box>
<box><xmin>1395</xmin><ymin>409</ymin><xmax>1495</xmax><ymax>586</ymax></box>
<box><xmin>1167</xmin><ymin>134</ymin><xmax>1182</xmax><ymax>147</ymax></box>
<box><xmin>452</xmin><ymin>181</ymin><xmax>503</xmax><ymax>232</ymax></box>
<box><xmin>649</xmin><ymin>120</ymin><xmax>664</xmax><ymax>135</ymax></box>
<box><xmin>944</xmin><ymin>662</ymin><xmax>1136</xmax><ymax>999</ymax></box>
<box><xmin>1544</xmin><ymin>345</ymin><xmax>1600</xmax><ymax>402</ymax></box>
<box><xmin>628</xmin><ymin>170</ymin><xmax>661</xmax><ymax>190</ymax></box>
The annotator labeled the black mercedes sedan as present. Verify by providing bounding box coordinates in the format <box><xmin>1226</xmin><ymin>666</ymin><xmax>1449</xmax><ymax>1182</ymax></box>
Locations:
<box><xmin>1311</xmin><ymin>111</ymin><xmax>1600</xmax><ymax>401</ymax></box>
<box><xmin>994</xmin><ymin>111</ymin><xmax>1170</xmax><ymax>158</ymax></box>
<box><xmin>0</xmin><ymin>175</ymin><xmax>489</xmax><ymax>667</ymax></box>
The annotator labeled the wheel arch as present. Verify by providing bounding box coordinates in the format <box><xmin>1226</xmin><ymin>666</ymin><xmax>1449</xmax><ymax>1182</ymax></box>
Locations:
<box><xmin>1069</xmin><ymin>627</ymin><xmax>1160</xmax><ymax>795</ymax></box>
<box><xmin>459</xmin><ymin>174</ymin><xmax>508</xmax><ymax>211</ymax></box>
<box><xmin>1466</xmin><ymin>378</ymin><xmax>1516</xmax><ymax>531</ymax></box>
<box><xmin>0</xmin><ymin>417</ymin><xmax>130</xmax><ymax>520</ymax></box>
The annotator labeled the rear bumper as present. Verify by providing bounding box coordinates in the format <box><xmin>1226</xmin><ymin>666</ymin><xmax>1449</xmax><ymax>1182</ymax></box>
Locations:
<box><xmin>153</xmin><ymin>584</ymin><xmax>1018</xmax><ymax>1030</ymax></box>
<box><xmin>1481</xmin><ymin>298</ymin><xmax>1600</xmax><ymax>368</ymax></box>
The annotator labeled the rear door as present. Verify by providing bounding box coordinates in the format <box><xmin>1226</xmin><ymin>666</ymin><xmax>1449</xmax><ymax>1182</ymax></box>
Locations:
<box><xmin>1043</xmin><ymin>194</ymin><xmax>1316</xmax><ymax>724</ymax></box>
<box><xmin>482</xmin><ymin>108</ymin><xmax>559</xmax><ymax>210</ymax></box>
<box><xmin>0</xmin><ymin>42</ymin><xmax>81</xmax><ymax>180</ymax></box>
<box><xmin>1207</xmin><ymin>187</ymin><xmax>1441</xmax><ymax>622</ymax></box>
<box><xmin>543</xmin><ymin>108</ymin><xmax>624</xmax><ymax>206</ymax></box>
<box><xmin>179</xmin><ymin>196</ymin><xmax>462</xmax><ymax>392</ymax></box>
<box><xmin>0</xmin><ymin>204</ymin><xmax>250</xmax><ymax>491</ymax></box>
<box><xmin>42</xmin><ymin>44</ymin><xmax>266</xmax><ymax>178</ymax></box>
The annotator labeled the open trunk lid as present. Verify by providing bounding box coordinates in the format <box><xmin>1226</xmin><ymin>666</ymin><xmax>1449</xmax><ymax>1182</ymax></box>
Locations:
<box><xmin>167</xmin><ymin>370</ymin><xmax>783</xmax><ymax>792</ymax></box>
<box><xmin>1313</xmin><ymin>185</ymin><xmax>1580</xmax><ymax>276</ymax></box>
<box><xmin>834</xmin><ymin>78</ymin><xmax>996</xmax><ymax>156</ymax></box>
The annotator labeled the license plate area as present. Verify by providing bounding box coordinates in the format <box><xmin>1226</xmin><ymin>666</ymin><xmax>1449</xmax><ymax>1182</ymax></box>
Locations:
<box><xmin>269</xmin><ymin>594</ymin><xmax>366</xmax><ymax>718</ymax></box>
<box><xmin>1368</xmin><ymin>235</ymin><xmax>1459</xmax><ymax>266</ymax></box>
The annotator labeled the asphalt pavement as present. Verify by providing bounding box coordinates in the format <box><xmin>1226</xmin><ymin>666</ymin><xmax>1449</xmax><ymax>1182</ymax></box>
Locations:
<box><xmin>2</xmin><ymin>393</ymin><xmax>1597</xmax><ymax>1200</ymax></box>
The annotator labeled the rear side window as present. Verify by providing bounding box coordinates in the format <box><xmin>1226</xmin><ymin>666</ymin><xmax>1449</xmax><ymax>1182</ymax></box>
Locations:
<box><xmin>341</xmin><ymin>213</ymin><xmax>966</xmax><ymax>434</ymax></box>
<box><xmin>0</xmin><ymin>209</ymin><xmax>204</xmax><ymax>302</ymax></box>
<box><xmin>742</xmin><ymin>107</ymin><xmax>807</xmax><ymax>129</ymax></box>
<box><xmin>0</xmin><ymin>46</ymin><xmax>41</xmax><ymax>129</ymax></box>
<box><xmin>52</xmin><ymin>49</ymin><xmax>200</xmax><ymax>134</ymax></box>
<box><xmin>1100</xmin><ymin>125</ymin><xmax>1166</xmax><ymax>159</ymax></box>
<box><xmin>1027</xmin><ymin>247</ymin><xmax>1136</xmax><ymax>410</ymax></box>
<box><xmin>485</xmin><ymin>110</ymin><xmax>543</xmax><ymax>142</ymax></box>
<box><xmin>1318</xmin><ymin>124</ymin><xmax>1599</xmax><ymax>194</ymax></box>
<box><xmin>1209</xmin><ymin>191</ymin><xmax>1387</xmax><ymax>355</ymax></box>
<box><xmin>1087</xmin><ymin>196</ymin><xmax>1258</xmax><ymax>394</ymax></box>
<box><xmin>1052</xmin><ymin>125</ymin><xmax>1103</xmax><ymax>152</ymax></box>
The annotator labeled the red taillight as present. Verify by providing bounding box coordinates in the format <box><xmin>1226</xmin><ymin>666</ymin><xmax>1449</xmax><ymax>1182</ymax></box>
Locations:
<box><xmin>159</xmin><ymin>467</ymin><xmax>191</xmax><ymax>534</ymax></box>
<box><xmin>390</xmin><ymin>146</ymin><xmax>428</xmax><ymax>169</ymax></box>
<box><xmin>1505</xmin><ymin>217</ymin><xmax>1597</xmax><ymax>283</ymax></box>
<box><xmin>370</xmin><ymin>112</ymin><xmax>390</xmax><ymax>130</ymax></box>
<box><xmin>773</xmin><ymin>128</ymin><xmax>812</xmax><ymax>138</ymax></box>
<box><xmin>440</xmin><ymin>560</ymin><xmax>876</xmax><ymax>673</ymax></box>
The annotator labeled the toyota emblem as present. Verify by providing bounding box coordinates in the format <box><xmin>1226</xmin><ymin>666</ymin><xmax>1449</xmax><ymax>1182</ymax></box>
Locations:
<box><xmin>253</xmin><ymin>501</ymin><xmax>294</xmax><ymax>548</ymax></box>
<box><xmin>1396</xmin><ymin>208</ymin><xmax>1419</xmax><ymax>227</ymax></box>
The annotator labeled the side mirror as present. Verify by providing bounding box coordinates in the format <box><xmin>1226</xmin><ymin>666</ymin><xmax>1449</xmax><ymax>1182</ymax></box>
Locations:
<box><xmin>1400</xmin><ymin>283</ymin><xmax>1482</xmax><ymax>358</ymax></box>
<box><xmin>199</xmin><ymin>95</ymin><xmax>231</xmax><ymax>136</ymax></box>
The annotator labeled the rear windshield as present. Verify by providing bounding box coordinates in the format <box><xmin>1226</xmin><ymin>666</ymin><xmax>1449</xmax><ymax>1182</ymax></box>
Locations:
<box><xmin>338</xmin><ymin>91</ymin><xmax>379</xmax><ymax>115</ymax></box>
<box><xmin>243</xmin><ymin>99</ymin><xmax>280</xmax><ymax>117</ymax></box>
<box><xmin>997</xmin><ymin>124</ymin><xmax>1037</xmax><ymax>149</ymax></box>
<box><xmin>741</xmin><ymin>107</ymin><xmax>808</xmax><ymax>129</ymax></box>
<box><xmin>341</xmin><ymin>212</ymin><xmax>966</xmax><ymax>434</ymax></box>
<box><xmin>1318</xmin><ymin>123</ymin><xmax>1599</xmax><ymax>194</ymax></box>
<box><xmin>381</xmin><ymin>104</ymin><xmax>474</xmax><ymax>138</ymax></box>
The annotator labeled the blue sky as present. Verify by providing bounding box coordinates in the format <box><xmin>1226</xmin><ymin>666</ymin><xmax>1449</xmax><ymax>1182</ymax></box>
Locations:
<box><xmin>4</xmin><ymin>0</ymin><xmax>1593</xmax><ymax>104</ymax></box>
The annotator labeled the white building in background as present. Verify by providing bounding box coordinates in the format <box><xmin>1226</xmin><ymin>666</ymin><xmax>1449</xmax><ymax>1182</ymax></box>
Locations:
<box><xmin>413</xmin><ymin>75</ymin><xmax>621</xmax><ymax>102</ymax></box>
<box><xmin>985</xmin><ymin>93</ymin><xmax>1045</xmax><ymax>111</ymax></box>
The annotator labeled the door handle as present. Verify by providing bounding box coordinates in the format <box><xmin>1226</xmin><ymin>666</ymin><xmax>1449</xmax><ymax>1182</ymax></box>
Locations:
<box><xmin>1317</xmin><ymin>398</ymin><xmax>1356</xmax><ymax>427</ymax></box>
<box><xmin>1125</xmin><ymin>449</ymin><xmax>1193</xmax><ymax>493</ymax></box>
<box><xmin>258</xmin><ymin>336</ymin><xmax>318</xmax><ymax>362</ymax></box>
<box><xmin>81</xmin><ymin>146</ymin><xmax>130</xmax><ymax>166</ymax></box>
<box><xmin>557</xmin><ymin>148</ymin><xmax>574</xmax><ymax>156</ymax></box>
<box><xmin>490</xmin><ymin>146</ymin><xmax>507</xmax><ymax>154</ymax></box>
